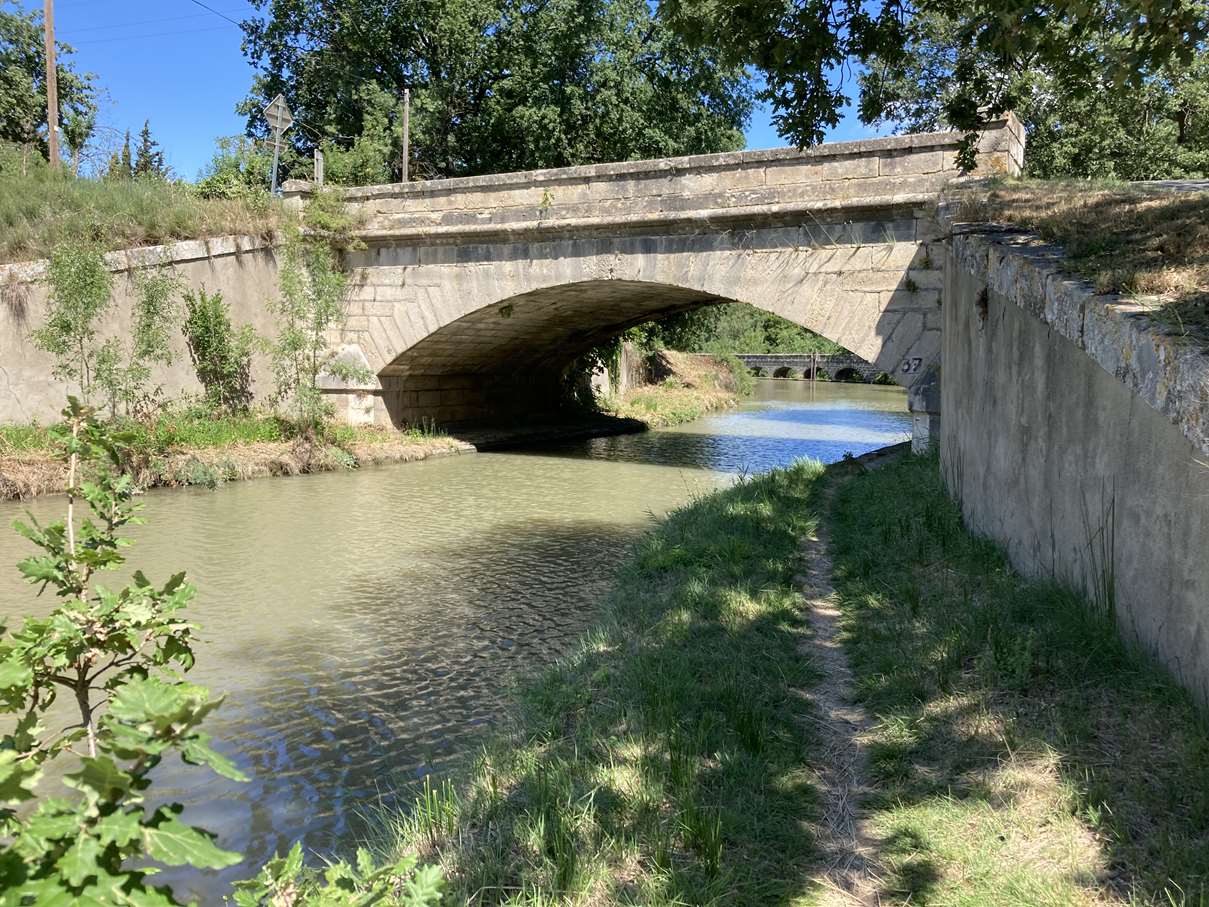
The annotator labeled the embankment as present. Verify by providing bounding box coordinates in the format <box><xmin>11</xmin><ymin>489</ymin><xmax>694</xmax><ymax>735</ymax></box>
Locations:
<box><xmin>604</xmin><ymin>347</ymin><xmax>749</xmax><ymax>428</ymax></box>
<box><xmin>377</xmin><ymin>453</ymin><xmax>1209</xmax><ymax>904</ymax></box>
<box><xmin>942</xmin><ymin>224</ymin><xmax>1209</xmax><ymax>703</ymax></box>
<box><xmin>0</xmin><ymin>424</ymin><xmax>471</xmax><ymax>501</ymax></box>
<box><xmin>0</xmin><ymin>349</ymin><xmax>743</xmax><ymax>500</ymax></box>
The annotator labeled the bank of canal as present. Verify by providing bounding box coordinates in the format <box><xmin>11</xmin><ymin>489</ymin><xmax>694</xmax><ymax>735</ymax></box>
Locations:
<box><xmin>0</xmin><ymin>380</ymin><xmax>909</xmax><ymax>901</ymax></box>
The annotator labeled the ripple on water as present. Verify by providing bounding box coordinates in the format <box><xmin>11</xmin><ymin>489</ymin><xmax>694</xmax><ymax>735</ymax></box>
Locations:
<box><xmin>0</xmin><ymin>381</ymin><xmax>908</xmax><ymax>902</ymax></box>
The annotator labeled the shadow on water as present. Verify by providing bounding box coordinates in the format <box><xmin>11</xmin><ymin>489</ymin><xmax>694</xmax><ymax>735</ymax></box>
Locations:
<box><xmin>156</xmin><ymin>517</ymin><xmax>645</xmax><ymax>901</ymax></box>
<box><xmin>0</xmin><ymin>381</ymin><xmax>910</xmax><ymax>902</ymax></box>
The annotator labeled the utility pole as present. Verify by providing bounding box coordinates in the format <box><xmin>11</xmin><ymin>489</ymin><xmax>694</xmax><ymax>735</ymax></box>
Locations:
<box><xmin>43</xmin><ymin>0</ymin><xmax>60</xmax><ymax>169</ymax></box>
<box><xmin>401</xmin><ymin>88</ymin><xmax>410</xmax><ymax>183</ymax></box>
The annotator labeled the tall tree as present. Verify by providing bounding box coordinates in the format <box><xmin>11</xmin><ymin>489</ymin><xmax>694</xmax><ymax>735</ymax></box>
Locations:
<box><xmin>862</xmin><ymin>11</ymin><xmax>1209</xmax><ymax>179</ymax></box>
<box><xmin>0</xmin><ymin>0</ymin><xmax>97</xmax><ymax>162</ymax></box>
<box><xmin>107</xmin><ymin>129</ymin><xmax>133</xmax><ymax>180</ymax></box>
<box><xmin>239</xmin><ymin>0</ymin><xmax>754</xmax><ymax>180</ymax></box>
<box><xmin>659</xmin><ymin>0</ymin><xmax>1208</xmax><ymax>168</ymax></box>
<box><xmin>134</xmin><ymin>118</ymin><xmax>166</xmax><ymax>177</ymax></box>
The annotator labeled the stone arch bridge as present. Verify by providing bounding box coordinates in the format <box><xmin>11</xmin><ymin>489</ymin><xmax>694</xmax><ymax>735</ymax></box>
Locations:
<box><xmin>735</xmin><ymin>352</ymin><xmax>888</xmax><ymax>382</ymax></box>
<box><xmin>287</xmin><ymin>115</ymin><xmax>1024</xmax><ymax>445</ymax></box>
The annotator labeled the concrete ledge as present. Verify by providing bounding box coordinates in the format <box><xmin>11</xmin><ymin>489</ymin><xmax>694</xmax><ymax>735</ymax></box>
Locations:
<box><xmin>0</xmin><ymin>233</ymin><xmax>275</xmax><ymax>277</ymax></box>
<box><xmin>948</xmin><ymin>225</ymin><xmax>1209</xmax><ymax>459</ymax></box>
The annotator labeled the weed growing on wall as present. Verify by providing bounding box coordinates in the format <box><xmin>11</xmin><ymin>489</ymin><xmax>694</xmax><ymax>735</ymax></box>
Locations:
<box><xmin>94</xmin><ymin>266</ymin><xmax>181</xmax><ymax>418</ymax></box>
<box><xmin>269</xmin><ymin>189</ymin><xmax>368</xmax><ymax>433</ymax></box>
<box><xmin>31</xmin><ymin>244</ymin><xmax>113</xmax><ymax>404</ymax></box>
<box><xmin>182</xmin><ymin>287</ymin><xmax>256</xmax><ymax>413</ymax></box>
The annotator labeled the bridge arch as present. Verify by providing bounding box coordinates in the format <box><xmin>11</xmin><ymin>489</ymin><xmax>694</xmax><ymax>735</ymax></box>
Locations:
<box><xmin>305</xmin><ymin>120</ymin><xmax>1028</xmax><ymax>431</ymax></box>
<box><xmin>337</xmin><ymin>225</ymin><xmax>942</xmax><ymax>427</ymax></box>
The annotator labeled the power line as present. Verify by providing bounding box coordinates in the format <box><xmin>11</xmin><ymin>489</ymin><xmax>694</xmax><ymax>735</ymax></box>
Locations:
<box><xmin>183</xmin><ymin>0</ymin><xmax>244</xmax><ymax>27</ymax></box>
<box><xmin>72</xmin><ymin>24</ymin><xmax>234</xmax><ymax>46</ymax></box>
<box><xmin>68</xmin><ymin>10</ymin><xmax>245</xmax><ymax>35</ymax></box>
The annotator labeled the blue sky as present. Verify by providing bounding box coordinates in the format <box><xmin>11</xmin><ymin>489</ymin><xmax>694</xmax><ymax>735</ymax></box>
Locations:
<box><xmin>21</xmin><ymin>0</ymin><xmax>883</xmax><ymax>179</ymax></box>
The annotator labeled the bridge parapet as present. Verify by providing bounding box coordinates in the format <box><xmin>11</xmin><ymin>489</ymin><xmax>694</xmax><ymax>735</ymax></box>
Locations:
<box><xmin>284</xmin><ymin>116</ymin><xmax>1023</xmax><ymax>243</ymax></box>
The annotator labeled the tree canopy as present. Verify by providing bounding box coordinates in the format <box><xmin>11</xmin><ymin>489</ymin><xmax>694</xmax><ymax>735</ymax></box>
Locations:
<box><xmin>0</xmin><ymin>0</ymin><xmax>97</xmax><ymax>163</ymax></box>
<box><xmin>862</xmin><ymin>10</ymin><xmax>1209</xmax><ymax>179</ymax></box>
<box><xmin>239</xmin><ymin>0</ymin><xmax>754</xmax><ymax>180</ymax></box>
<box><xmin>660</xmin><ymin>0</ymin><xmax>1208</xmax><ymax>168</ymax></box>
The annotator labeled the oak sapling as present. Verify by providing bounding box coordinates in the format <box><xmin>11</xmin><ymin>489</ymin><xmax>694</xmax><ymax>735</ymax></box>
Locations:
<box><xmin>0</xmin><ymin>397</ymin><xmax>244</xmax><ymax>903</ymax></box>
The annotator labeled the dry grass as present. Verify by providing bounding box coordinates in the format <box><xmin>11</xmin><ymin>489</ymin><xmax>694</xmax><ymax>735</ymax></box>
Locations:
<box><xmin>605</xmin><ymin>350</ymin><xmax>745</xmax><ymax>428</ymax></box>
<box><xmin>0</xmin><ymin>160</ymin><xmax>280</xmax><ymax>265</ymax></box>
<box><xmin>963</xmin><ymin>180</ymin><xmax>1209</xmax><ymax>338</ymax></box>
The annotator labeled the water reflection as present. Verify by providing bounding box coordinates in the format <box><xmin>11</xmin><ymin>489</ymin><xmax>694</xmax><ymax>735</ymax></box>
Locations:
<box><xmin>0</xmin><ymin>379</ymin><xmax>908</xmax><ymax>901</ymax></box>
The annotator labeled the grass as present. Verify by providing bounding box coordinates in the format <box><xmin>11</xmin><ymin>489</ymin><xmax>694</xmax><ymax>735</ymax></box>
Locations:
<box><xmin>377</xmin><ymin>462</ymin><xmax>831</xmax><ymax>905</ymax></box>
<box><xmin>605</xmin><ymin>350</ymin><xmax>748</xmax><ymax>429</ymax></box>
<box><xmin>0</xmin><ymin>406</ymin><xmax>460</xmax><ymax>499</ymax></box>
<box><xmin>0</xmin><ymin>152</ymin><xmax>279</xmax><ymax>264</ymax></box>
<box><xmin>963</xmin><ymin>179</ymin><xmax>1209</xmax><ymax>338</ymax></box>
<box><xmin>827</xmin><ymin>452</ymin><xmax>1209</xmax><ymax>905</ymax></box>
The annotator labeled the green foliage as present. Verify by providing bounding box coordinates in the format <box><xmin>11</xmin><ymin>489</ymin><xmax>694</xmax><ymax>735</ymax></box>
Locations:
<box><xmin>133</xmin><ymin>120</ymin><xmax>167</xmax><ymax>180</ymax></box>
<box><xmin>269</xmin><ymin>191</ymin><xmax>365</xmax><ymax>431</ymax></box>
<box><xmin>320</xmin><ymin>85</ymin><xmax>402</xmax><ymax>187</ymax></box>
<box><xmin>0</xmin><ymin>1</ymin><xmax>98</xmax><ymax>162</ymax></box>
<box><xmin>0</xmin><ymin>398</ymin><xmax>245</xmax><ymax>903</ymax></box>
<box><xmin>31</xmin><ymin>243</ymin><xmax>114</xmax><ymax>404</ymax></box>
<box><xmin>233</xmin><ymin>842</ymin><xmax>444</xmax><ymax>906</ymax></box>
<box><xmin>94</xmin><ymin>267</ymin><xmax>182</xmax><ymax>419</ymax></box>
<box><xmin>194</xmin><ymin>136</ymin><xmax>273</xmax><ymax>204</ymax></box>
<box><xmin>864</xmin><ymin>11</ymin><xmax>1209</xmax><ymax>179</ymax></box>
<box><xmin>637</xmin><ymin>303</ymin><xmax>844</xmax><ymax>356</ymax></box>
<box><xmin>662</xmin><ymin>0</ymin><xmax>1208</xmax><ymax>169</ymax></box>
<box><xmin>239</xmin><ymin>0</ymin><xmax>752</xmax><ymax>181</ymax></box>
<box><xmin>182</xmin><ymin>287</ymin><xmax>257</xmax><ymax>413</ymax></box>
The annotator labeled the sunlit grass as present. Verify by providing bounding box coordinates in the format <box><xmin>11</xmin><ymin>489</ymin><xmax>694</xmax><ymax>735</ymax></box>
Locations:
<box><xmin>374</xmin><ymin>461</ymin><xmax>831</xmax><ymax>904</ymax></box>
<box><xmin>828</xmin><ymin>453</ymin><xmax>1209</xmax><ymax>905</ymax></box>
<box><xmin>0</xmin><ymin>158</ymin><xmax>280</xmax><ymax>264</ymax></box>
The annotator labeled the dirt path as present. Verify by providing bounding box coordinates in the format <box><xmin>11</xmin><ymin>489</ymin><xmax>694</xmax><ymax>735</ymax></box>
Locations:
<box><xmin>795</xmin><ymin>453</ymin><xmax>905</xmax><ymax>905</ymax></box>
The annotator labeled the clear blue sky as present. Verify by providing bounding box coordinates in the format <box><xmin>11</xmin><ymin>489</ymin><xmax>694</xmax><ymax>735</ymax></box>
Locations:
<box><xmin>22</xmin><ymin>0</ymin><xmax>883</xmax><ymax>179</ymax></box>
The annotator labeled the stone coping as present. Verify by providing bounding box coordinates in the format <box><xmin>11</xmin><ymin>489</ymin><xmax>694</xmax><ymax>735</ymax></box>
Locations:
<box><xmin>285</xmin><ymin>119</ymin><xmax>1019</xmax><ymax>203</ymax></box>
<box><xmin>0</xmin><ymin>234</ymin><xmax>274</xmax><ymax>281</ymax></box>
<box><xmin>949</xmin><ymin>224</ymin><xmax>1209</xmax><ymax>458</ymax></box>
<box><xmin>354</xmin><ymin>192</ymin><xmax>941</xmax><ymax>244</ymax></box>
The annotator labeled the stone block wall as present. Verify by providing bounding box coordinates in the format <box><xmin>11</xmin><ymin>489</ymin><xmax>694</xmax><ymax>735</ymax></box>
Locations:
<box><xmin>942</xmin><ymin>227</ymin><xmax>1209</xmax><ymax>702</ymax></box>
<box><xmin>0</xmin><ymin>237</ymin><xmax>279</xmax><ymax>424</ymax></box>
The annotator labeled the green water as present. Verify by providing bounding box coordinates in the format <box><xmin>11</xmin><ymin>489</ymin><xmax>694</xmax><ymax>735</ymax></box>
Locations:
<box><xmin>0</xmin><ymin>380</ymin><xmax>909</xmax><ymax>901</ymax></box>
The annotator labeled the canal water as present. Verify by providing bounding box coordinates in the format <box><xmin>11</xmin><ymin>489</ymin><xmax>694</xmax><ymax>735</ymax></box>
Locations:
<box><xmin>0</xmin><ymin>380</ymin><xmax>909</xmax><ymax>900</ymax></box>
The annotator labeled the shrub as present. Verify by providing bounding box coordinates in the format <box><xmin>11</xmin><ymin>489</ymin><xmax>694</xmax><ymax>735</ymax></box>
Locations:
<box><xmin>0</xmin><ymin>399</ymin><xmax>245</xmax><ymax>902</ymax></box>
<box><xmin>182</xmin><ymin>286</ymin><xmax>256</xmax><ymax>413</ymax></box>
<box><xmin>31</xmin><ymin>243</ymin><xmax>113</xmax><ymax>404</ymax></box>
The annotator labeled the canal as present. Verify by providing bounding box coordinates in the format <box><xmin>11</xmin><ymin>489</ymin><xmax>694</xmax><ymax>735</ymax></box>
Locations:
<box><xmin>0</xmin><ymin>380</ymin><xmax>909</xmax><ymax>900</ymax></box>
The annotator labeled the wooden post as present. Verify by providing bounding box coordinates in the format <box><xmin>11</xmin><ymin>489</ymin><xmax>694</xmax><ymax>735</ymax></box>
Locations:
<box><xmin>43</xmin><ymin>0</ymin><xmax>59</xmax><ymax>169</ymax></box>
<box><xmin>401</xmin><ymin>88</ymin><xmax>410</xmax><ymax>182</ymax></box>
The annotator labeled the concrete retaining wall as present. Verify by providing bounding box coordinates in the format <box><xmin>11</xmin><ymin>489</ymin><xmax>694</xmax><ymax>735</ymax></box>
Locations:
<box><xmin>0</xmin><ymin>237</ymin><xmax>278</xmax><ymax>423</ymax></box>
<box><xmin>941</xmin><ymin>228</ymin><xmax>1209</xmax><ymax>701</ymax></box>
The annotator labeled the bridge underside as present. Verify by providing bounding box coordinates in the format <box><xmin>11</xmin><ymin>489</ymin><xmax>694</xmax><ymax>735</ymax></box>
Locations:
<box><xmin>332</xmin><ymin>215</ymin><xmax>943</xmax><ymax>428</ymax></box>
